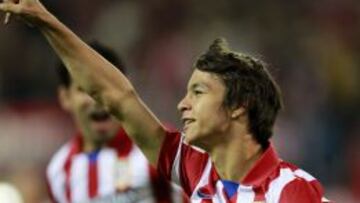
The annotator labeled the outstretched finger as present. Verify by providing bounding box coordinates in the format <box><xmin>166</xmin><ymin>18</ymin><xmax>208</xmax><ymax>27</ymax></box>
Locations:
<box><xmin>4</xmin><ymin>12</ymin><xmax>10</xmax><ymax>24</ymax></box>
<box><xmin>2</xmin><ymin>0</ymin><xmax>11</xmax><ymax>24</ymax></box>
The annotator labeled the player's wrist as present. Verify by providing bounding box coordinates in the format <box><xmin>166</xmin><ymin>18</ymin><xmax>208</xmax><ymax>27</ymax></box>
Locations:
<box><xmin>28</xmin><ymin>2</ymin><xmax>54</xmax><ymax>28</ymax></box>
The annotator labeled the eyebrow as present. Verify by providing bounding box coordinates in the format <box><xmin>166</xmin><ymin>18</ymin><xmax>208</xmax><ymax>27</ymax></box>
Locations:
<box><xmin>189</xmin><ymin>82</ymin><xmax>209</xmax><ymax>91</ymax></box>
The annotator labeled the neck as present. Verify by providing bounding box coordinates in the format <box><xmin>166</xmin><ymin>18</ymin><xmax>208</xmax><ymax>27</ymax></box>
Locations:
<box><xmin>81</xmin><ymin>130</ymin><xmax>107</xmax><ymax>153</ymax></box>
<box><xmin>83</xmin><ymin>139</ymin><xmax>103</xmax><ymax>152</ymax></box>
<box><xmin>210</xmin><ymin>129</ymin><xmax>263</xmax><ymax>182</ymax></box>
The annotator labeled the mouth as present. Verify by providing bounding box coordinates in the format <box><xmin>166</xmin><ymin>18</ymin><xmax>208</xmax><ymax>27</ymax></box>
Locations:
<box><xmin>89</xmin><ymin>110</ymin><xmax>111</xmax><ymax>122</ymax></box>
<box><xmin>182</xmin><ymin>118</ymin><xmax>195</xmax><ymax>130</ymax></box>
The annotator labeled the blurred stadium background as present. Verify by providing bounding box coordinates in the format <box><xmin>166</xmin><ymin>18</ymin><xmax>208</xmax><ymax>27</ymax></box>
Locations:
<box><xmin>0</xmin><ymin>0</ymin><xmax>359</xmax><ymax>202</ymax></box>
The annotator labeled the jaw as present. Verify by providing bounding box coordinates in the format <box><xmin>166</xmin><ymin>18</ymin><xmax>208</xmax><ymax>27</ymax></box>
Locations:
<box><xmin>184</xmin><ymin>130</ymin><xmax>214</xmax><ymax>151</ymax></box>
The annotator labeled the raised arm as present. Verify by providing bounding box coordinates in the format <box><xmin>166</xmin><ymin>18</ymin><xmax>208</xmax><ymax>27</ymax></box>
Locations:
<box><xmin>0</xmin><ymin>0</ymin><xmax>166</xmax><ymax>163</ymax></box>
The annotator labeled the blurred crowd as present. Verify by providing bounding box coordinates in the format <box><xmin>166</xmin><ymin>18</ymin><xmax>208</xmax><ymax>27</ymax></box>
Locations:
<box><xmin>0</xmin><ymin>0</ymin><xmax>359</xmax><ymax>202</ymax></box>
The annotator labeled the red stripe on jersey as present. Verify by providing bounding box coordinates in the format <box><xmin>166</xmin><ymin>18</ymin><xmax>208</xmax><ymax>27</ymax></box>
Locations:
<box><xmin>149</xmin><ymin>166</ymin><xmax>172</xmax><ymax>202</ymax></box>
<box><xmin>108</xmin><ymin>128</ymin><xmax>133</xmax><ymax>158</ymax></box>
<box><xmin>88</xmin><ymin>158</ymin><xmax>98</xmax><ymax>198</ymax></box>
<box><xmin>64</xmin><ymin>157</ymin><xmax>72</xmax><ymax>201</ymax></box>
<box><xmin>253</xmin><ymin>186</ymin><xmax>265</xmax><ymax>201</ymax></box>
<box><xmin>158</xmin><ymin>131</ymin><xmax>182</xmax><ymax>180</ymax></box>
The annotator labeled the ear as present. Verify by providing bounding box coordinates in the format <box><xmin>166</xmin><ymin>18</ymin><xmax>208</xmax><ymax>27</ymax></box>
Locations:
<box><xmin>58</xmin><ymin>86</ymin><xmax>71</xmax><ymax>111</ymax></box>
<box><xmin>230</xmin><ymin>106</ymin><xmax>246</xmax><ymax>119</ymax></box>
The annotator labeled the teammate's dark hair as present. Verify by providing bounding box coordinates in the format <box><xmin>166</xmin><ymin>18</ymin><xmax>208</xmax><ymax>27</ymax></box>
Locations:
<box><xmin>56</xmin><ymin>41</ymin><xmax>126</xmax><ymax>88</ymax></box>
<box><xmin>195</xmin><ymin>38</ymin><xmax>283</xmax><ymax>148</ymax></box>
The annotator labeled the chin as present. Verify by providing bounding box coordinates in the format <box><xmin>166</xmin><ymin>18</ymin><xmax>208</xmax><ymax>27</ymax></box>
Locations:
<box><xmin>93</xmin><ymin>131</ymin><xmax>111</xmax><ymax>139</ymax></box>
<box><xmin>93</xmin><ymin>136</ymin><xmax>111</xmax><ymax>145</ymax></box>
<box><xmin>183</xmin><ymin>130</ymin><xmax>195</xmax><ymax>143</ymax></box>
<box><xmin>183</xmin><ymin>135</ymin><xmax>193</xmax><ymax>144</ymax></box>
<box><xmin>184</xmin><ymin>132</ymin><xmax>205</xmax><ymax>148</ymax></box>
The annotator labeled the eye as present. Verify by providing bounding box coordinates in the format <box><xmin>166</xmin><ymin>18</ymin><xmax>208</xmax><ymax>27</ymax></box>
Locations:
<box><xmin>193</xmin><ymin>90</ymin><xmax>203</xmax><ymax>95</ymax></box>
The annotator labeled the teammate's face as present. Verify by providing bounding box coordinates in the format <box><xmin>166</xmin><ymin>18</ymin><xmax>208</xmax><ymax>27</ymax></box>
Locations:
<box><xmin>59</xmin><ymin>83</ymin><xmax>120</xmax><ymax>144</ymax></box>
<box><xmin>177</xmin><ymin>69</ymin><xmax>232</xmax><ymax>150</ymax></box>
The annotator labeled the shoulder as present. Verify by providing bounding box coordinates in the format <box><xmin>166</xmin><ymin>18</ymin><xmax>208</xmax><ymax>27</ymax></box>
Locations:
<box><xmin>272</xmin><ymin>162</ymin><xmax>326</xmax><ymax>203</ymax></box>
<box><xmin>46</xmin><ymin>140</ymin><xmax>73</xmax><ymax>179</ymax></box>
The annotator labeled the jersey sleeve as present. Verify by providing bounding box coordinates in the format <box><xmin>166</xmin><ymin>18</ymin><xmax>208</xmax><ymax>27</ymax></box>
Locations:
<box><xmin>279</xmin><ymin>178</ymin><xmax>330</xmax><ymax>203</ymax></box>
<box><xmin>157</xmin><ymin>131</ymin><xmax>211</xmax><ymax>196</ymax></box>
<box><xmin>45</xmin><ymin>176</ymin><xmax>57</xmax><ymax>203</ymax></box>
<box><xmin>157</xmin><ymin>131</ymin><xmax>182</xmax><ymax>181</ymax></box>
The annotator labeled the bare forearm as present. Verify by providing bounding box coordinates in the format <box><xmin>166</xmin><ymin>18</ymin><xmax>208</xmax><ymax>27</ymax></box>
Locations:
<box><xmin>42</xmin><ymin>16</ymin><xmax>165</xmax><ymax>163</ymax></box>
<box><xmin>41</xmin><ymin>12</ymin><xmax>165</xmax><ymax>162</ymax></box>
<box><xmin>40</xmin><ymin>14</ymin><xmax>132</xmax><ymax>105</ymax></box>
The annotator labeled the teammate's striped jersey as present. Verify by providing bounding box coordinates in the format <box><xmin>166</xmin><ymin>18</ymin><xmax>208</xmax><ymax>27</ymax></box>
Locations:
<box><xmin>46</xmin><ymin>129</ymin><xmax>188</xmax><ymax>203</ymax></box>
<box><xmin>158</xmin><ymin>131</ymin><xmax>330</xmax><ymax>203</ymax></box>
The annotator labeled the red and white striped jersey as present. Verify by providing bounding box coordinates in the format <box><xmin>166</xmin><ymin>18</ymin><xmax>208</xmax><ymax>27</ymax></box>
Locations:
<box><xmin>46</xmin><ymin>129</ymin><xmax>188</xmax><ymax>203</ymax></box>
<box><xmin>158</xmin><ymin>131</ymin><xmax>330</xmax><ymax>203</ymax></box>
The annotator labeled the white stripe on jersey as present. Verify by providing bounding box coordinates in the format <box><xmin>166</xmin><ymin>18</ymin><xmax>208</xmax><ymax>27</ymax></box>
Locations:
<box><xmin>128</xmin><ymin>146</ymin><xmax>151</xmax><ymax>187</ymax></box>
<box><xmin>171</xmin><ymin>135</ymin><xmax>183</xmax><ymax>185</ymax></box>
<box><xmin>190</xmin><ymin>158</ymin><xmax>212</xmax><ymax>201</ymax></box>
<box><xmin>265</xmin><ymin>168</ymin><xmax>296</xmax><ymax>203</ymax></box>
<box><xmin>97</xmin><ymin>149</ymin><xmax>117</xmax><ymax>196</ymax></box>
<box><xmin>70</xmin><ymin>154</ymin><xmax>88</xmax><ymax>203</ymax></box>
<box><xmin>213</xmin><ymin>180</ymin><xmax>227</xmax><ymax>203</ymax></box>
<box><xmin>236</xmin><ymin>185</ymin><xmax>255</xmax><ymax>203</ymax></box>
<box><xmin>294</xmin><ymin>169</ymin><xmax>315</xmax><ymax>181</ymax></box>
<box><xmin>47</xmin><ymin>143</ymin><xmax>71</xmax><ymax>203</ymax></box>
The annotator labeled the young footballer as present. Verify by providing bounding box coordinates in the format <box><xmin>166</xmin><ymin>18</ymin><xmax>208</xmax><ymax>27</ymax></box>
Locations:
<box><xmin>0</xmin><ymin>0</ymin><xmax>328</xmax><ymax>202</ymax></box>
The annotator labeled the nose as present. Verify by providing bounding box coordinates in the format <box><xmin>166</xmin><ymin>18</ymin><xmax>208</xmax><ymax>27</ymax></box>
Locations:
<box><xmin>79</xmin><ymin>92</ymin><xmax>97</xmax><ymax>109</ymax></box>
<box><xmin>83</xmin><ymin>93</ymin><xmax>96</xmax><ymax>104</ymax></box>
<box><xmin>177</xmin><ymin>94</ymin><xmax>191</xmax><ymax>113</ymax></box>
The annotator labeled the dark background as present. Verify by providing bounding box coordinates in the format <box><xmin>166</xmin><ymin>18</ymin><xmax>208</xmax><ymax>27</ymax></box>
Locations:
<box><xmin>0</xmin><ymin>0</ymin><xmax>359</xmax><ymax>202</ymax></box>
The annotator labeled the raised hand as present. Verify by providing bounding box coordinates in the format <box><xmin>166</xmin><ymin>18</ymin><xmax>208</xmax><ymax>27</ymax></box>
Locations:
<box><xmin>0</xmin><ymin>0</ymin><xmax>49</xmax><ymax>26</ymax></box>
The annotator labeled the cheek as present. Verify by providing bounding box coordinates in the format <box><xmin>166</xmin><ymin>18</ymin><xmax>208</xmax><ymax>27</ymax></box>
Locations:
<box><xmin>72</xmin><ymin>106</ymin><xmax>89</xmax><ymax>125</ymax></box>
<box><xmin>72</xmin><ymin>98</ymin><xmax>91</xmax><ymax>115</ymax></box>
<box><xmin>192</xmin><ymin>102</ymin><xmax>210</xmax><ymax>128</ymax></box>
<box><xmin>109</xmin><ymin>120</ymin><xmax>121</xmax><ymax>130</ymax></box>
<box><xmin>200</xmin><ymin>108</ymin><xmax>228</xmax><ymax>133</ymax></box>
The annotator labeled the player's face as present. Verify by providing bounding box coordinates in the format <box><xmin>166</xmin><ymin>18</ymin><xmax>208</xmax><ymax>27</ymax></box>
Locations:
<box><xmin>178</xmin><ymin>69</ymin><xmax>232</xmax><ymax>150</ymax></box>
<box><xmin>59</xmin><ymin>83</ymin><xmax>121</xmax><ymax>143</ymax></box>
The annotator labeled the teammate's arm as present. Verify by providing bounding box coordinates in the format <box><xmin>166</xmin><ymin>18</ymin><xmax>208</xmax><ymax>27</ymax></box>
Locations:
<box><xmin>0</xmin><ymin>0</ymin><xmax>166</xmax><ymax>163</ymax></box>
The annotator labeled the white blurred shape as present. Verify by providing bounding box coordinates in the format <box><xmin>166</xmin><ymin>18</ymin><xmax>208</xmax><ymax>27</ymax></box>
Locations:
<box><xmin>0</xmin><ymin>182</ymin><xmax>24</xmax><ymax>203</ymax></box>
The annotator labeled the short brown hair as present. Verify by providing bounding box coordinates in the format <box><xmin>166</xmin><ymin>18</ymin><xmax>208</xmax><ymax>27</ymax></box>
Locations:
<box><xmin>195</xmin><ymin>38</ymin><xmax>283</xmax><ymax>148</ymax></box>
